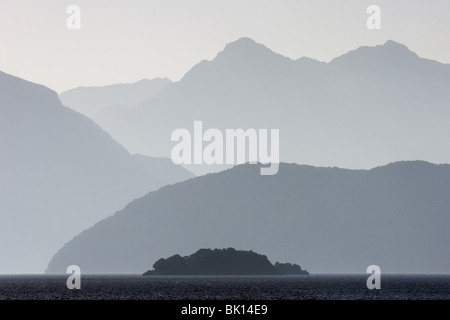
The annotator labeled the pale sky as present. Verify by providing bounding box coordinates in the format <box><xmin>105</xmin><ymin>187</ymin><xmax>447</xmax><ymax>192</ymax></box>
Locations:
<box><xmin>1</xmin><ymin>0</ymin><xmax>449</xmax><ymax>93</ymax></box>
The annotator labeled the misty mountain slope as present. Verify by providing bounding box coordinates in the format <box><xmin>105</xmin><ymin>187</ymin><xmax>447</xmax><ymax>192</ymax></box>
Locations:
<box><xmin>46</xmin><ymin>161</ymin><xmax>450</xmax><ymax>274</ymax></box>
<box><xmin>93</xmin><ymin>38</ymin><xmax>450</xmax><ymax>176</ymax></box>
<box><xmin>59</xmin><ymin>78</ymin><xmax>171</xmax><ymax>117</ymax></box>
<box><xmin>0</xmin><ymin>71</ymin><xmax>193</xmax><ymax>274</ymax></box>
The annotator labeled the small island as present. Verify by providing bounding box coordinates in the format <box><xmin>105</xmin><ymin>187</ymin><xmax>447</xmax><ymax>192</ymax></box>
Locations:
<box><xmin>143</xmin><ymin>248</ymin><xmax>309</xmax><ymax>275</ymax></box>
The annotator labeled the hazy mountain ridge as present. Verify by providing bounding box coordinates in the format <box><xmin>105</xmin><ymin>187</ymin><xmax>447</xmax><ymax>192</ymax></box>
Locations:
<box><xmin>46</xmin><ymin>161</ymin><xmax>450</xmax><ymax>274</ymax></box>
<box><xmin>59</xmin><ymin>78</ymin><xmax>172</xmax><ymax>117</ymax></box>
<box><xmin>90</xmin><ymin>38</ymin><xmax>450</xmax><ymax>175</ymax></box>
<box><xmin>0</xmin><ymin>71</ymin><xmax>192</xmax><ymax>274</ymax></box>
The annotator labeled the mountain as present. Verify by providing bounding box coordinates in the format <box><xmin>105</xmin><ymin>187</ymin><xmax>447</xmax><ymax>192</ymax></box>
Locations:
<box><xmin>46</xmin><ymin>161</ymin><xmax>450</xmax><ymax>274</ymax></box>
<box><xmin>91</xmin><ymin>38</ymin><xmax>450</xmax><ymax>176</ymax></box>
<box><xmin>0</xmin><ymin>71</ymin><xmax>193</xmax><ymax>274</ymax></box>
<box><xmin>59</xmin><ymin>78</ymin><xmax>171</xmax><ymax>117</ymax></box>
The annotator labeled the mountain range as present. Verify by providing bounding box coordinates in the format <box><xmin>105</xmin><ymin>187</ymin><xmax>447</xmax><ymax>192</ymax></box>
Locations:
<box><xmin>87</xmin><ymin>38</ymin><xmax>450</xmax><ymax>175</ymax></box>
<box><xmin>0</xmin><ymin>71</ymin><xmax>192</xmax><ymax>274</ymax></box>
<box><xmin>46</xmin><ymin>161</ymin><xmax>450</xmax><ymax>274</ymax></box>
<box><xmin>59</xmin><ymin>78</ymin><xmax>171</xmax><ymax>117</ymax></box>
<box><xmin>3</xmin><ymin>37</ymin><xmax>449</xmax><ymax>275</ymax></box>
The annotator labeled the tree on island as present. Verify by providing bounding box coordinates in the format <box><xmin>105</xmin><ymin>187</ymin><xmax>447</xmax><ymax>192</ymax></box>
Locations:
<box><xmin>143</xmin><ymin>248</ymin><xmax>309</xmax><ymax>275</ymax></box>
<box><xmin>273</xmin><ymin>262</ymin><xmax>309</xmax><ymax>275</ymax></box>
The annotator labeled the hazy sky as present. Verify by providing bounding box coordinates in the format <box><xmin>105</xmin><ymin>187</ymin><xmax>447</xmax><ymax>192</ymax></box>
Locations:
<box><xmin>1</xmin><ymin>0</ymin><xmax>449</xmax><ymax>93</ymax></box>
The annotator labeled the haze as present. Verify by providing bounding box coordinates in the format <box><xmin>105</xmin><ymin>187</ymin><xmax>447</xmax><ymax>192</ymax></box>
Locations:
<box><xmin>1</xmin><ymin>0</ymin><xmax>450</xmax><ymax>93</ymax></box>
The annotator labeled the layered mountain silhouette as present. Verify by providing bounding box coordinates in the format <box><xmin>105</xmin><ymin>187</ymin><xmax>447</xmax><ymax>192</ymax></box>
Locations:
<box><xmin>91</xmin><ymin>38</ymin><xmax>450</xmax><ymax>175</ymax></box>
<box><xmin>4</xmin><ymin>38</ymin><xmax>450</xmax><ymax>275</ymax></box>
<box><xmin>59</xmin><ymin>78</ymin><xmax>171</xmax><ymax>118</ymax></box>
<box><xmin>0</xmin><ymin>71</ymin><xmax>192</xmax><ymax>274</ymax></box>
<box><xmin>46</xmin><ymin>161</ymin><xmax>450</xmax><ymax>274</ymax></box>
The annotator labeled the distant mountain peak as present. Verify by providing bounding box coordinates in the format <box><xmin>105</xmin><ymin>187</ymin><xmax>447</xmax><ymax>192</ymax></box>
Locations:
<box><xmin>220</xmin><ymin>37</ymin><xmax>269</xmax><ymax>56</ymax></box>
<box><xmin>383</xmin><ymin>39</ymin><xmax>405</xmax><ymax>47</ymax></box>
<box><xmin>380</xmin><ymin>40</ymin><xmax>417</xmax><ymax>55</ymax></box>
<box><xmin>216</xmin><ymin>37</ymin><xmax>289</xmax><ymax>62</ymax></box>
<box><xmin>181</xmin><ymin>37</ymin><xmax>293</xmax><ymax>82</ymax></box>
<box><xmin>330</xmin><ymin>39</ymin><xmax>418</xmax><ymax>65</ymax></box>
<box><xmin>224</xmin><ymin>37</ymin><xmax>260</xmax><ymax>49</ymax></box>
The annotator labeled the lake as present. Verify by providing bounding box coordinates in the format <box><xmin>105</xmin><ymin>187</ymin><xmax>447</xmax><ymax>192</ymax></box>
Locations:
<box><xmin>0</xmin><ymin>274</ymin><xmax>449</xmax><ymax>300</ymax></box>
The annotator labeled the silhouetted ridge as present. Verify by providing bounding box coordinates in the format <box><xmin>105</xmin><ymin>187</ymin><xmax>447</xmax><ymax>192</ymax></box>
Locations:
<box><xmin>330</xmin><ymin>39</ymin><xmax>418</xmax><ymax>66</ymax></box>
<box><xmin>91</xmin><ymin>38</ymin><xmax>450</xmax><ymax>177</ymax></box>
<box><xmin>0</xmin><ymin>71</ymin><xmax>193</xmax><ymax>274</ymax></box>
<box><xmin>215</xmin><ymin>37</ymin><xmax>293</xmax><ymax>65</ymax></box>
<box><xmin>382</xmin><ymin>40</ymin><xmax>415</xmax><ymax>53</ymax></box>
<box><xmin>46</xmin><ymin>161</ymin><xmax>450</xmax><ymax>274</ymax></box>
<box><xmin>59</xmin><ymin>78</ymin><xmax>171</xmax><ymax>116</ymax></box>
<box><xmin>221</xmin><ymin>37</ymin><xmax>267</xmax><ymax>54</ymax></box>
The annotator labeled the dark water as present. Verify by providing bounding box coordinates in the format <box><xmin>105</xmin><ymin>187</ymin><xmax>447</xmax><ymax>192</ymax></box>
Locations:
<box><xmin>0</xmin><ymin>274</ymin><xmax>449</xmax><ymax>300</ymax></box>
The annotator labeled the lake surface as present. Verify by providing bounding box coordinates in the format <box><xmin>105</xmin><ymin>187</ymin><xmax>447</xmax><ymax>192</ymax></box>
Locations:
<box><xmin>0</xmin><ymin>274</ymin><xmax>449</xmax><ymax>300</ymax></box>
